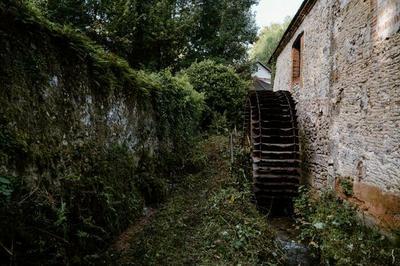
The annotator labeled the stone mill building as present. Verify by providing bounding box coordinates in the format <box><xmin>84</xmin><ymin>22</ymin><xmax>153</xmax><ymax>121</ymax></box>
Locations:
<box><xmin>269</xmin><ymin>0</ymin><xmax>400</xmax><ymax>230</ymax></box>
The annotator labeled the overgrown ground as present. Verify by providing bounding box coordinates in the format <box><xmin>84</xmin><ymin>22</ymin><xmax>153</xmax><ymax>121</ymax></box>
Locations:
<box><xmin>294</xmin><ymin>187</ymin><xmax>400</xmax><ymax>265</ymax></box>
<box><xmin>101</xmin><ymin>134</ymin><xmax>400</xmax><ymax>266</ymax></box>
<box><xmin>107</xmin><ymin>135</ymin><xmax>286</xmax><ymax>265</ymax></box>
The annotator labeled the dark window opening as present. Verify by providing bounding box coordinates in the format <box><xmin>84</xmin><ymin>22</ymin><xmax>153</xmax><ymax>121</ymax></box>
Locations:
<box><xmin>292</xmin><ymin>33</ymin><xmax>304</xmax><ymax>86</ymax></box>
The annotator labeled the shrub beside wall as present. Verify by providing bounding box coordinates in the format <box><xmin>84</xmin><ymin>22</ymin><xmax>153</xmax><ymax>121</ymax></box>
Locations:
<box><xmin>183</xmin><ymin>60</ymin><xmax>248</xmax><ymax>130</ymax></box>
<box><xmin>294</xmin><ymin>187</ymin><xmax>400</xmax><ymax>265</ymax></box>
<box><xmin>0</xmin><ymin>2</ymin><xmax>203</xmax><ymax>264</ymax></box>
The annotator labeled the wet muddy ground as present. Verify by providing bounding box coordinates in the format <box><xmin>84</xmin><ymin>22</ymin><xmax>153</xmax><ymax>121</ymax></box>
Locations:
<box><xmin>269</xmin><ymin>217</ymin><xmax>318</xmax><ymax>266</ymax></box>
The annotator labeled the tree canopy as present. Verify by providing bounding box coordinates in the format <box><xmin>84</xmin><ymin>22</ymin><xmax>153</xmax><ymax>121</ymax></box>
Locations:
<box><xmin>30</xmin><ymin>0</ymin><xmax>258</xmax><ymax>71</ymax></box>
<box><xmin>250</xmin><ymin>17</ymin><xmax>291</xmax><ymax>65</ymax></box>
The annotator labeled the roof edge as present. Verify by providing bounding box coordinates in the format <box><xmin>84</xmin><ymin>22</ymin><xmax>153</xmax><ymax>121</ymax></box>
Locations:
<box><xmin>257</xmin><ymin>61</ymin><xmax>272</xmax><ymax>72</ymax></box>
<box><xmin>267</xmin><ymin>0</ymin><xmax>318</xmax><ymax>64</ymax></box>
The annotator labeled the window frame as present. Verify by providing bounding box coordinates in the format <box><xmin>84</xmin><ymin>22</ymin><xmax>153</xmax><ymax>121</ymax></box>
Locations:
<box><xmin>291</xmin><ymin>32</ymin><xmax>304</xmax><ymax>87</ymax></box>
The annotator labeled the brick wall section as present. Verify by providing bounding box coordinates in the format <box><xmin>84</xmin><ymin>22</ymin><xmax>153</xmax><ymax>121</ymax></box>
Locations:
<box><xmin>273</xmin><ymin>0</ymin><xmax>400</xmax><ymax>230</ymax></box>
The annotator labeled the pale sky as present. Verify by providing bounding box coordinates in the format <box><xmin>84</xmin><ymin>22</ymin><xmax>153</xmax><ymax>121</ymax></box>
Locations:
<box><xmin>253</xmin><ymin>0</ymin><xmax>304</xmax><ymax>30</ymax></box>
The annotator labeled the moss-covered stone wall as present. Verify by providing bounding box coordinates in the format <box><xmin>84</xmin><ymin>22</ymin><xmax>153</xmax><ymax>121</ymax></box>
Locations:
<box><xmin>0</xmin><ymin>2</ymin><xmax>203</xmax><ymax>264</ymax></box>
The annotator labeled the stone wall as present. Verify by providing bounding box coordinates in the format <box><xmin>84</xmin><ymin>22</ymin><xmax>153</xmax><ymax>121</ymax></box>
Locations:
<box><xmin>0</xmin><ymin>5</ymin><xmax>203</xmax><ymax>263</ymax></box>
<box><xmin>274</xmin><ymin>0</ymin><xmax>334</xmax><ymax>189</ymax></box>
<box><xmin>273</xmin><ymin>0</ymin><xmax>400</xmax><ymax>230</ymax></box>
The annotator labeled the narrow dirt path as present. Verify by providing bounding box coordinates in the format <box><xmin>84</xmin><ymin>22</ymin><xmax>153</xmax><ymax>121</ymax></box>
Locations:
<box><xmin>113</xmin><ymin>208</ymin><xmax>157</xmax><ymax>254</ymax></box>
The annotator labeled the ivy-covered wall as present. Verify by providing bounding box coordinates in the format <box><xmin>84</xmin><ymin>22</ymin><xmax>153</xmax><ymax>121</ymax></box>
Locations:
<box><xmin>0</xmin><ymin>2</ymin><xmax>203</xmax><ymax>264</ymax></box>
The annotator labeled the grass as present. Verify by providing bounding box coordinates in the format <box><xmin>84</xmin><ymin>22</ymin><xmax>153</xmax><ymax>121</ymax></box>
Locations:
<box><xmin>294</xmin><ymin>186</ymin><xmax>400</xmax><ymax>265</ymax></box>
<box><xmin>112</xmin><ymin>135</ymin><xmax>285</xmax><ymax>265</ymax></box>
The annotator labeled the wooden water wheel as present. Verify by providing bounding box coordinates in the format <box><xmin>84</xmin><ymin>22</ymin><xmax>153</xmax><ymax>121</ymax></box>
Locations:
<box><xmin>244</xmin><ymin>90</ymin><xmax>300</xmax><ymax>213</ymax></box>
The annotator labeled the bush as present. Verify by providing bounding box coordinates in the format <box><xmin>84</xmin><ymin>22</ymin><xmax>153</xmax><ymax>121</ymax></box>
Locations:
<box><xmin>150</xmin><ymin>70</ymin><xmax>205</xmax><ymax>179</ymax></box>
<box><xmin>183</xmin><ymin>60</ymin><xmax>248</xmax><ymax>130</ymax></box>
<box><xmin>294</xmin><ymin>187</ymin><xmax>400</xmax><ymax>265</ymax></box>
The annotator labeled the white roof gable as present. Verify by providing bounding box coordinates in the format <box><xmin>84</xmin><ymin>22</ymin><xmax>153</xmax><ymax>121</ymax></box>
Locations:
<box><xmin>252</xmin><ymin>62</ymin><xmax>271</xmax><ymax>84</ymax></box>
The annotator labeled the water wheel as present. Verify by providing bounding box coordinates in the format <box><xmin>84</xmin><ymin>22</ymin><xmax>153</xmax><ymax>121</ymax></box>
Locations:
<box><xmin>244</xmin><ymin>90</ymin><xmax>300</xmax><ymax>214</ymax></box>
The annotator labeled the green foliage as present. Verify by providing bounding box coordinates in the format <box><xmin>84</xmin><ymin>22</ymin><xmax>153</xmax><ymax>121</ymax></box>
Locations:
<box><xmin>195</xmin><ymin>186</ymin><xmax>284</xmax><ymax>265</ymax></box>
<box><xmin>26</xmin><ymin>0</ymin><xmax>258</xmax><ymax>70</ymax></box>
<box><xmin>0</xmin><ymin>2</ymin><xmax>205</xmax><ymax>264</ymax></box>
<box><xmin>120</xmin><ymin>136</ymin><xmax>285</xmax><ymax>265</ymax></box>
<box><xmin>0</xmin><ymin>0</ymin><xmax>253</xmax><ymax>264</ymax></box>
<box><xmin>183</xmin><ymin>60</ymin><xmax>248</xmax><ymax>129</ymax></box>
<box><xmin>209</xmin><ymin>113</ymin><xmax>230</xmax><ymax>135</ymax></box>
<box><xmin>148</xmin><ymin>71</ymin><xmax>204</xmax><ymax>180</ymax></box>
<box><xmin>250</xmin><ymin>17</ymin><xmax>291</xmax><ymax>64</ymax></box>
<box><xmin>0</xmin><ymin>142</ymin><xmax>147</xmax><ymax>264</ymax></box>
<box><xmin>0</xmin><ymin>176</ymin><xmax>13</xmax><ymax>201</ymax></box>
<box><xmin>231</xmin><ymin>139</ymin><xmax>252</xmax><ymax>192</ymax></box>
<box><xmin>151</xmin><ymin>71</ymin><xmax>204</xmax><ymax>143</ymax></box>
<box><xmin>340</xmin><ymin>178</ymin><xmax>354</xmax><ymax>196</ymax></box>
<box><xmin>185</xmin><ymin>0</ymin><xmax>258</xmax><ymax>67</ymax></box>
<box><xmin>294</xmin><ymin>187</ymin><xmax>400</xmax><ymax>265</ymax></box>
